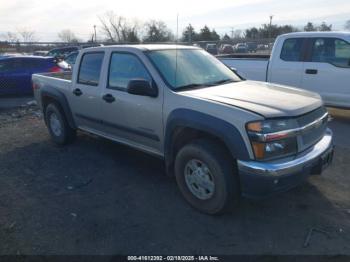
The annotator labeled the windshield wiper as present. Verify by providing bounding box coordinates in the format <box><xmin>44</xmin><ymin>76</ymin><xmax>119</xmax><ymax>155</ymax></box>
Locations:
<box><xmin>207</xmin><ymin>79</ymin><xmax>235</xmax><ymax>86</ymax></box>
<box><xmin>175</xmin><ymin>83</ymin><xmax>208</xmax><ymax>91</ymax></box>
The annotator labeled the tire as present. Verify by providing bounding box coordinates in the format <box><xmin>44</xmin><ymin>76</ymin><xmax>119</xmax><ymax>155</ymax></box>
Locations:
<box><xmin>174</xmin><ymin>139</ymin><xmax>240</xmax><ymax>215</ymax></box>
<box><xmin>45</xmin><ymin>103</ymin><xmax>76</xmax><ymax>145</ymax></box>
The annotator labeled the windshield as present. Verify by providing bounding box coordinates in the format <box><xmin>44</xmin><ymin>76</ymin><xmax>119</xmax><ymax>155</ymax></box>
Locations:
<box><xmin>146</xmin><ymin>49</ymin><xmax>241</xmax><ymax>90</ymax></box>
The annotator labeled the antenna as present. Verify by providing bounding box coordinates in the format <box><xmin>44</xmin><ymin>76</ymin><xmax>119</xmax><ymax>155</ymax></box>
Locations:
<box><xmin>174</xmin><ymin>13</ymin><xmax>179</xmax><ymax>88</ymax></box>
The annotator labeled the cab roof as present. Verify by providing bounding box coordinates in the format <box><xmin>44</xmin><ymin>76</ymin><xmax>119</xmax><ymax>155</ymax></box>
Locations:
<box><xmin>279</xmin><ymin>31</ymin><xmax>350</xmax><ymax>41</ymax></box>
<box><xmin>84</xmin><ymin>44</ymin><xmax>200</xmax><ymax>52</ymax></box>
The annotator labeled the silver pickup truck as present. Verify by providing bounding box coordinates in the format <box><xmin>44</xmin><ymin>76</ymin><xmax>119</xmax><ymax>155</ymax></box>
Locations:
<box><xmin>32</xmin><ymin>45</ymin><xmax>334</xmax><ymax>214</ymax></box>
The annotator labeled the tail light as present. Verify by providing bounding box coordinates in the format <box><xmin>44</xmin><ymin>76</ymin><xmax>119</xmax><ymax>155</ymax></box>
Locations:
<box><xmin>49</xmin><ymin>66</ymin><xmax>62</xmax><ymax>73</ymax></box>
<box><xmin>32</xmin><ymin>82</ymin><xmax>40</xmax><ymax>90</ymax></box>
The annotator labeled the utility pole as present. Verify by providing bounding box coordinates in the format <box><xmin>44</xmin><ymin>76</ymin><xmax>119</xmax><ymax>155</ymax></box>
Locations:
<box><xmin>230</xmin><ymin>27</ymin><xmax>234</xmax><ymax>39</ymax></box>
<box><xmin>93</xmin><ymin>25</ymin><xmax>97</xmax><ymax>43</ymax></box>
<box><xmin>269</xmin><ymin>15</ymin><xmax>273</xmax><ymax>39</ymax></box>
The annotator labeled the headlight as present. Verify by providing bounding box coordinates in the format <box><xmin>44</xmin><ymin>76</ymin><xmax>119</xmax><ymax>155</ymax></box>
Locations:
<box><xmin>247</xmin><ymin>119</ymin><xmax>298</xmax><ymax>161</ymax></box>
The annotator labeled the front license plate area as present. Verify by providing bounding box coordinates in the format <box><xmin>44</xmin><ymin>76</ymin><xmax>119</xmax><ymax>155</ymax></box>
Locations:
<box><xmin>321</xmin><ymin>147</ymin><xmax>334</xmax><ymax>171</ymax></box>
<box><xmin>312</xmin><ymin>147</ymin><xmax>334</xmax><ymax>175</ymax></box>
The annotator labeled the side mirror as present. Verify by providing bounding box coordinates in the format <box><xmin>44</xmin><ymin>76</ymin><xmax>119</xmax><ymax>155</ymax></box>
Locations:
<box><xmin>127</xmin><ymin>79</ymin><xmax>158</xmax><ymax>97</ymax></box>
<box><xmin>229</xmin><ymin>67</ymin><xmax>245</xmax><ymax>80</ymax></box>
<box><xmin>230</xmin><ymin>67</ymin><xmax>238</xmax><ymax>73</ymax></box>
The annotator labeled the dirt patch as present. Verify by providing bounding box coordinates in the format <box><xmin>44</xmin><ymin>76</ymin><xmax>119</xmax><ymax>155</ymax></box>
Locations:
<box><xmin>0</xmin><ymin>106</ymin><xmax>349</xmax><ymax>255</ymax></box>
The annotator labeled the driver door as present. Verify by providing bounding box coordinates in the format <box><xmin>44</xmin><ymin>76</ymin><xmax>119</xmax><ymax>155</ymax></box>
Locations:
<box><xmin>100</xmin><ymin>51</ymin><xmax>163</xmax><ymax>155</ymax></box>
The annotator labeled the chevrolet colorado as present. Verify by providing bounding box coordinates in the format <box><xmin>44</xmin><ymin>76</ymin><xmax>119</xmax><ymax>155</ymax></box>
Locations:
<box><xmin>32</xmin><ymin>45</ymin><xmax>334</xmax><ymax>214</ymax></box>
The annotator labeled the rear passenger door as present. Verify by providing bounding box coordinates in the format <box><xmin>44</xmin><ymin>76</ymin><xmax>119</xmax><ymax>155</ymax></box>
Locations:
<box><xmin>69</xmin><ymin>52</ymin><xmax>105</xmax><ymax>131</ymax></box>
<box><xmin>100</xmin><ymin>51</ymin><xmax>163</xmax><ymax>154</ymax></box>
<box><xmin>268</xmin><ymin>38</ymin><xmax>305</xmax><ymax>87</ymax></box>
<box><xmin>301</xmin><ymin>37</ymin><xmax>350</xmax><ymax>107</ymax></box>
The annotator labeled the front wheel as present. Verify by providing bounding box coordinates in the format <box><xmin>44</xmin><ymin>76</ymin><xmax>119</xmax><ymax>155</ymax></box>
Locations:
<box><xmin>174</xmin><ymin>139</ymin><xmax>240</xmax><ymax>215</ymax></box>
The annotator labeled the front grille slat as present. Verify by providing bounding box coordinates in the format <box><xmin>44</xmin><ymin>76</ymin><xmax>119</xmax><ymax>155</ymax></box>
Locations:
<box><xmin>296</xmin><ymin>107</ymin><xmax>327</xmax><ymax>152</ymax></box>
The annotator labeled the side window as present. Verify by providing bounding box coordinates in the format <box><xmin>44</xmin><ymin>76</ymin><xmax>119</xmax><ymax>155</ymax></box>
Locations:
<box><xmin>280</xmin><ymin>38</ymin><xmax>304</xmax><ymax>62</ymax></box>
<box><xmin>311</xmin><ymin>38</ymin><xmax>350</xmax><ymax>68</ymax></box>
<box><xmin>108</xmin><ymin>53</ymin><xmax>151</xmax><ymax>91</ymax></box>
<box><xmin>78</xmin><ymin>52</ymin><xmax>104</xmax><ymax>86</ymax></box>
<box><xmin>0</xmin><ymin>60</ymin><xmax>12</xmax><ymax>72</ymax></box>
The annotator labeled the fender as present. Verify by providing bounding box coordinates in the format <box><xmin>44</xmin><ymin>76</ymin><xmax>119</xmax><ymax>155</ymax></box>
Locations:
<box><xmin>164</xmin><ymin>109</ymin><xmax>251</xmax><ymax>167</ymax></box>
<box><xmin>40</xmin><ymin>86</ymin><xmax>77</xmax><ymax>129</ymax></box>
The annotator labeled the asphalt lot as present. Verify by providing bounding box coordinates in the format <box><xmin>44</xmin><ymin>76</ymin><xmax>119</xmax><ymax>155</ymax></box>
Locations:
<box><xmin>0</xmin><ymin>100</ymin><xmax>350</xmax><ymax>255</ymax></box>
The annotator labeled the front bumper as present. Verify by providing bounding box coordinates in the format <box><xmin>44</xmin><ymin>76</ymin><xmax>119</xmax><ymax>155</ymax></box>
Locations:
<box><xmin>237</xmin><ymin>129</ymin><xmax>333</xmax><ymax>198</ymax></box>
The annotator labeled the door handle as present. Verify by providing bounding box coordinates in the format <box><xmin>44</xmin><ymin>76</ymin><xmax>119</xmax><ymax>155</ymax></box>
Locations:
<box><xmin>73</xmin><ymin>88</ymin><xmax>83</xmax><ymax>96</ymax></box>
<box><xmin>305</xmin><ymin>69</ymin><xmax>318</xmax><ymax>75</ymax></box>
<box><xmin>102</xmin><ymin>94</ymin><xmax>115</xmax><ymax>103</ymax></box>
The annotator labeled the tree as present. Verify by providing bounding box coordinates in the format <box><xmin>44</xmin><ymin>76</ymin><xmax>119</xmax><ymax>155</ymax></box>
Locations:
<box><xmin>345</xmin><ymin>20</ymin><xmax>350</xmax><ymax>30</ymax></box>
<box><xmin>245</xmin><ymin>27</ymin><xmax>259</xmax><ymax>39</ymax></box>
<box><xmin>143</xmin><ymin>20</ymin><xmax>172</xmax><ymax>43</ymax></box>
<box><xmin>244</xmin><ymin>24</ymin><xmax>297</xmax><ymax>39</ymax></box>
<box><xmin>198</xmin><ymin>25</ymin><xmax>212</xmax><ymax>41</ymax></box>
<box><xmin>318</xmin><ymin>22</ymin><xmax>332</xmax><ymax>31</ymax></box>
<box><xmin>182</xmin><ymin>24</ymin><xmax>198</xmax><ymax>43</ymax></box>
<box><xmin>58</xmin><ymin>29</ymin><xmax>78</xmax><ymax>43</ymax></box>
<box><xmin>304</xmin><ymin>22</ymin><xmax>316</xmax><ymax>31</ymax></box>
<box><xmin>210</xmin><ymin>29</ymin><xmax>220</xmax><ymax>41</ymax></box>
<box><xmin>99</xmin><ymin>11</ymin><xmax>140</xmax><ymax>43</ymax></box>
<box><xmin>17</xmin><ymin>28</ymin><xmax>36</xmax><ymax>42</ymax></box>
<box><xmin>304</xmin><ymin>21</ymin><xmax>332</xmax><ymax>32</ymax></box>
<box><xmin>1</xmin><ymin>32</ymin><xmax>19</xmax><ymax>43</ymax></box>
<box><xmin>222</xmin><ymin>34</ymin><xmax>231</xmax><ymax>41</ymax></box>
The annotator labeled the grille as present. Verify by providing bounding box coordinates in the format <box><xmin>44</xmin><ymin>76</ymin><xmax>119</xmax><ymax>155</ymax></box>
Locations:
<box><xmin>297</xmin><ymin>107</ymin><xmax>328</xmax><ymax>152</ymax></box>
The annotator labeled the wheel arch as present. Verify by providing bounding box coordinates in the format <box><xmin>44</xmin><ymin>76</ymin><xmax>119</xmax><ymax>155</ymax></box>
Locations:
<box><xmin>41</xmin><ymin>87</ymin><xmax>76</xmax><ymax>129</ymax></box>
<box><xmin>164</xmin><ymin>109</ymin><xmax>250</xmax><ymax>176</ymax></box>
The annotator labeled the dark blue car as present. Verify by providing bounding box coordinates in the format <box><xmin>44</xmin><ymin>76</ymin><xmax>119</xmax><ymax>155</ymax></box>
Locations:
<box><xmin>0</xmin><ymin>56</ymin><xmax>67</xmax><ymax>95</ymax></box>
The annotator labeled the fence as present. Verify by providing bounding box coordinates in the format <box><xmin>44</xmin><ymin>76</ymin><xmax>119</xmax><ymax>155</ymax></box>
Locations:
<box><xmin>0</xmin><ymin>38</ymin><xmax>276</xmax><ymax>55</ymax></box>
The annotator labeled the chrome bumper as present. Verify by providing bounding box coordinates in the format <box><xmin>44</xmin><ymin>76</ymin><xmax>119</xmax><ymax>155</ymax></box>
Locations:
<box><xmin>238</xmin><ymin>129</ymin><xmax>333</xmax><ymax>177</ymax></box>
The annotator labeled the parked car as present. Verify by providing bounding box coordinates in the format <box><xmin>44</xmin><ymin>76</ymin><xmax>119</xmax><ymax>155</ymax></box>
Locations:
<box><xmin>246</xmin><ymin>42</ymin><xmax>258</xmax><ymax>53</ymax></box>
<box><xmin>220</xmin><ymin>32</ymin><xmax>350</xmax><ymax>109</ymax></box>
<box><xmin>0</xmin><ymin>56</ymin><xmax>68</xmax><ymax>95</ymax></box>
<box><xmin>234</xmin><ymin>43</ymin><xmax>248</xmax><ymax>53</ymax></box>
<box><xmin>32</xmin><ymin>45</ymin><xmax>333</xmax><ymax>214</ymax></box>
<box><xmin>47</xmin><ymin>44</ymin><xmax>103</xmax><ymax>60</ymax></box>
<box><xmin>64</xmin><ymin>51</ymin><xmax>79</xmax><ymax>67</ymax></box>
<box><xmin>220</xmin><ymin>44</ymin><xmax>235</xmax><ymax>54</ymax></box>
<box><xmin>47</xmin><ymin>47</ymin><xmax>79</xmax><ymax>60</ymax></box>
<box><xmin>205</xmin><ymin>44</ymin><xmax>218</xmax><ymax>55</ymax></box>
<box><xmin>33</xmin><ymin>50</ymin><xmax>49</xmax><ymax>56</ymax></box>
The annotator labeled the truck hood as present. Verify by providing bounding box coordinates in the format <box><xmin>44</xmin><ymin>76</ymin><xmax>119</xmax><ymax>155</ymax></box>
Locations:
<box><xmin>180</xmin><ymin>80</ymin><xmax>323</xmax><ymax>118</ymax></box>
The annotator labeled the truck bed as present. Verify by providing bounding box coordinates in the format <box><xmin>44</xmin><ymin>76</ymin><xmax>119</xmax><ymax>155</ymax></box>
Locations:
<box><xmin>219</xmin><ymin>57</ymin><xmax>269</xmax><ymax>81</ymax></box>
<box><xmin>32</xmin><ymin>71</ymin><xmax>73</xmax><ymax>109</ymax></box>
<box><xmin>36</xmin><ymin>71</ymin><xmax>73</xmax><ymax>81</ymax></box>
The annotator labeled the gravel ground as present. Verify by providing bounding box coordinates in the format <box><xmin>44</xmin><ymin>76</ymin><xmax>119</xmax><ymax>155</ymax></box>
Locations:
<box><xmin>0</xmin><ymin>104</ymin><xmax>349</xmax><ymax>255</ymax></box>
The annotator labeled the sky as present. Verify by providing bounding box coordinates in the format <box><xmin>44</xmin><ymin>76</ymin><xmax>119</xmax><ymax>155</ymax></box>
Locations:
<box><xmin>0</xmin><ymin>0</ymin><xmax>349</xmax><ymax>41</ymax></box>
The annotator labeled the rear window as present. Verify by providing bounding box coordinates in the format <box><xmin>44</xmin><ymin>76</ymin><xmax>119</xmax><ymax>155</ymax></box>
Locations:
<box><xmin>78</xmin><ymin>52</ymin><xmax>104</xmax><ymax>86</ymax></box>
<box><xmin>280</xmin><ymin>38</ymin><xmax>304</xmax><ymax>61</ymax></box>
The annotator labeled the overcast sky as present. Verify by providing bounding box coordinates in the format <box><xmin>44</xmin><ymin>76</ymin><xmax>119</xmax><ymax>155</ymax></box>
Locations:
<box><xmin>0</xmin><ymin>0</ymin><xmax>349</xmax><ymax>41</ymax></box>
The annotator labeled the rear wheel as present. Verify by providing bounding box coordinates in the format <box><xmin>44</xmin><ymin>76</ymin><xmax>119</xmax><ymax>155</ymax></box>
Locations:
<box><xmin>174</xmin><ymin>139</ymin><xmax>240</xmax><ymax>215</ymax></box>
<box><xmin>45</xmin><ymin>103</ymin><xmax>76</xmax><ymax>145</ymax></box>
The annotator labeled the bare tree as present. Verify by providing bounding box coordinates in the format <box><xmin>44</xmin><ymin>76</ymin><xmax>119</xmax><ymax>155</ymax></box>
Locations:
<box><xmin>58</xmin><ymin>29</ymin><xmax>78</xmax><ymax>43</ymax></box>
<box><xmin>99</xmin><ymin>11</ymin><xmax>140</xmax><ymax>43</ymax></box>
<box><xmin>345</xmin><ymin>20</ymin><xmax>350</xmax><ymax>31</ymax></box>
<box><xmin>17</xmin><ymin>28</ymin><xmax>36</xmax><ymax>42</ymax></box>
<box><xmin>1</xmin><ymin>32</ymin><xmax>19</xmax><ymax>42</ymax></box>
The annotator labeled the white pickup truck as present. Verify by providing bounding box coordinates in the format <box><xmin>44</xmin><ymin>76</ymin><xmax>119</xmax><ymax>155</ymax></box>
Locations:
<box><xmin>220</xmin><ymin>32</ymin><xmax>350</xmax><ymax>109</ymax></box>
